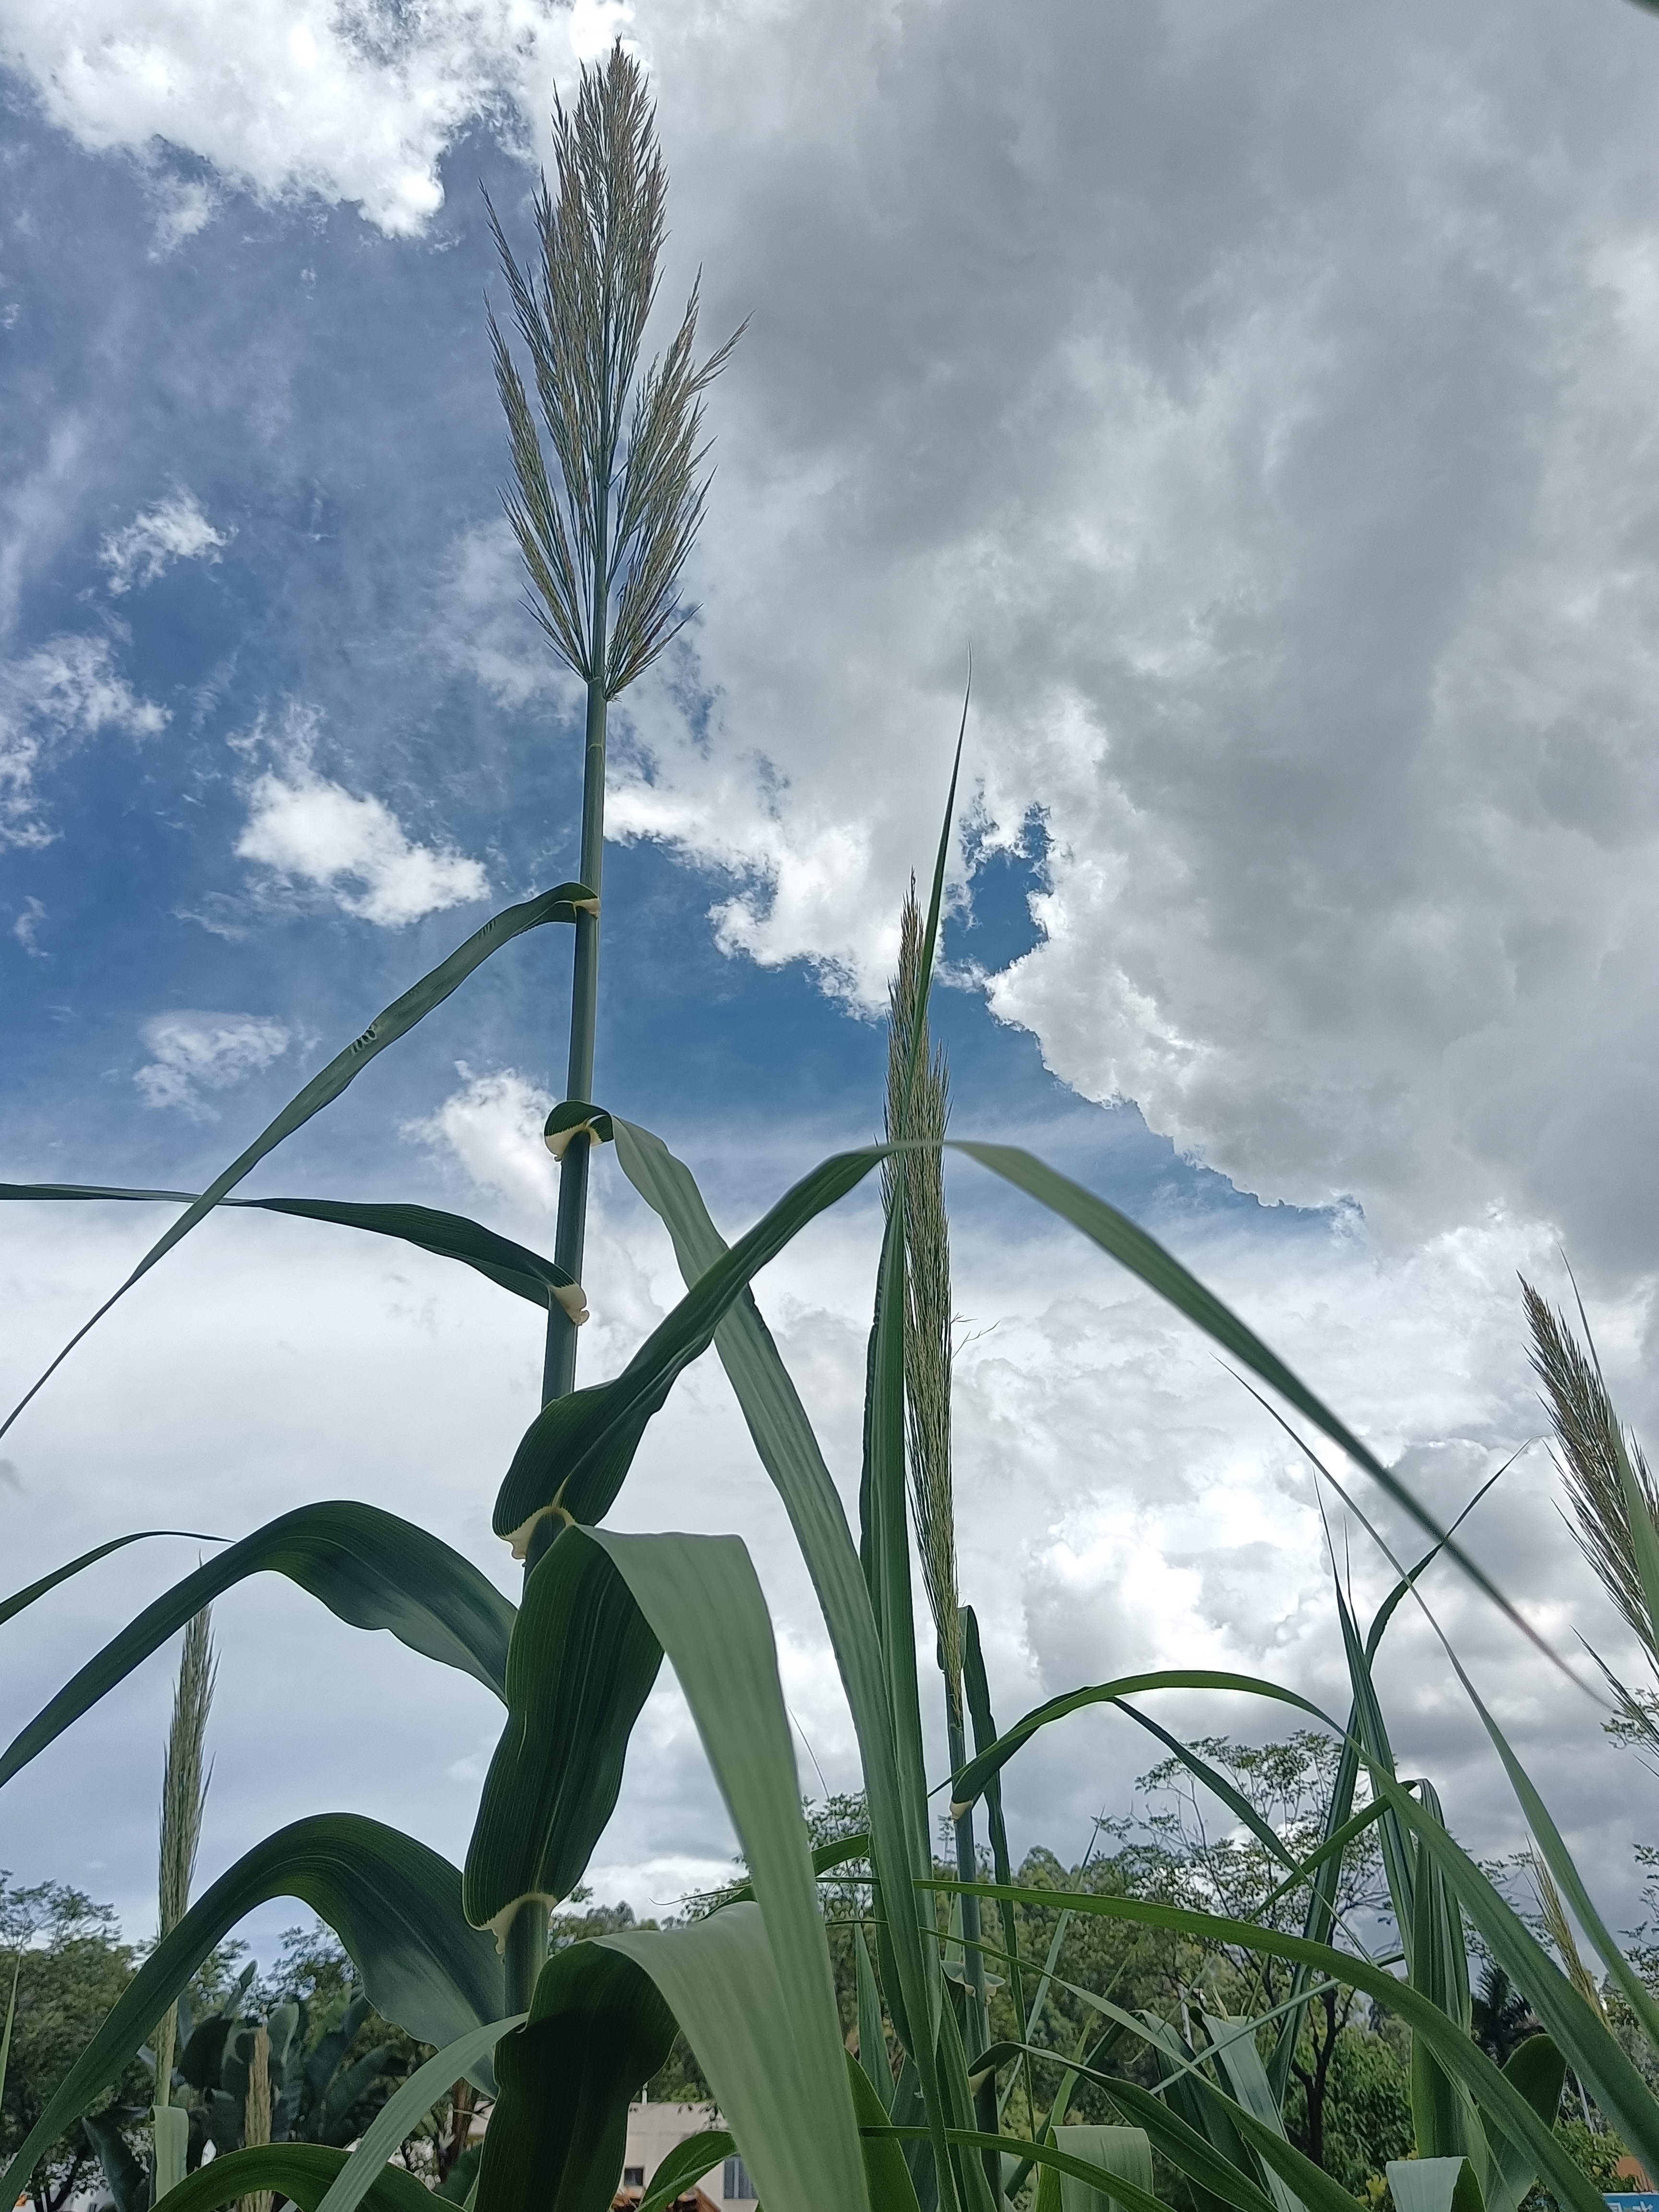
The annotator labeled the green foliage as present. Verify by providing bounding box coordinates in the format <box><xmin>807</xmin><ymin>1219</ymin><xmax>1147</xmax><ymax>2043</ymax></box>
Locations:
<box><xmin>0</xmin><ymin>1879</ymin><xmax>148</xmax><ymax>2212</ymax></box>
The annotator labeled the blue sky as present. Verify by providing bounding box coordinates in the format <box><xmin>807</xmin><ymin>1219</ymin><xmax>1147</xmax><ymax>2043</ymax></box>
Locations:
<box><xmin>3</xmin><ymin>0</ymin><xmax>1659</xmax><ymax>1965</ymax></box>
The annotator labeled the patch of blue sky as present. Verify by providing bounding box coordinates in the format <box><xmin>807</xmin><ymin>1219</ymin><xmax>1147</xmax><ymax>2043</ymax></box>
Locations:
<box><xmin>0</xmin><ymin>98</ymin><xmax>1334</xmax><ymax>1307</ymax></box>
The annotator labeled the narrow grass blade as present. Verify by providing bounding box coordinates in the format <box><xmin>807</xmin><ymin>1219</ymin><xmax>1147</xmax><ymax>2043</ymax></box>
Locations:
<box><xmin>1074</xmin><ymin>2076</ymin><xmax>1276</xmax><ymax>2212</ymax></box>
<box><xmin>0</xmin><ymin>1530</ymin><xmax>217</xmax><ymax>1631</ymax></box>
<box><xmin>314</xmin><ymin>2016</ymin><xmax>523</xmax><ymax>2212</ymax></box>
<box><xmin>1</xmin><ymin>882</ymin><xmax>593</xmax><ymax>1441</ymax></box>
<box><xmin>463</xmin><ymin>1526</ymin><xmax>664</xmax><ymax>1936</ymax></box>
<box><xmin>869</xmin><ymin>2127</ymin><xmax>1177</xmax><ymax>2212</ymax></box>
<box><xmin>0</xmin><ymin>1189</ymin><xmax>579</xmax><ymax>1311</ymax></box>
<box><xmin>858</xmin><ymin>1923</ymin><xmax>894</xmax><ymax>2113</ymax></box>
<box><xmin>475</xmin><ymin>1942</ymin><xmax>677</xmax><ymax>2212</ymax></box>
<box><xmin>949</xmin><ymin>1670</ymin><xmax>1338</xmax><ymax>1815</ymax></box>
<box><xmin>154</xmin><ymin>2144</ymin><xmax>433</xmax><ymax>2212</ymax></box>
<box><xmin>1201</xmin><ymin>2017</ymin><xmax>1300</xmax><ymax>2212</ymax></box>
<box><xmin>848</xmin><ymin>2052</ymin><xmax>926</xmax><ymax>2212</ymax></box>
<box><xmin>936</xmin><ymin>1881</ymin><xmax>1608</xmax><ymax>2212</ymax></box>
<box><xmin>0</xmin><ymin>1815</ymin><xmax>504</xmax><ymax>2212</ymax></box>
<box><xmin>0</xmin><ymin>1947</ymin><xmax>18</xmax><ymax>2114</ymax></box>
<box><xmin>1</xmin><ymin>1503</ymin><xmax>515</xmax><ymax>1792</ymax></box>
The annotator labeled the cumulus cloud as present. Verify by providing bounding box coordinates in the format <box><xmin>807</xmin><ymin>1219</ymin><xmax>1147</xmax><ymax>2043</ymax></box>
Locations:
<box><xmin>100</xmin><ymin>491</ymin><xmax>231</xmax><ymax>594</ymax></box>
<box><xmin>12</xmin><ymin>897</ymin><xmax>47</xmax><ymax>956</ymax></box>
<box><xmin>406</xmin><ymin>1065</ymin><xmax>558</xmax><ymax>1216</ymax></box>
<box><xmin>236</xmin><ymin>761</ymin><xmax>489</xmax><ymax>926</ymax></box>
<box><xmin>533</xmin><ymin>0</ymin><xmax>1659</xmax><ymax>1284</ymax></box>
<box><xmin>0</xmin><ymin>0</ymin><xmax>609</xmax><ymax>238</ymax></box>
<box><xmin>0</xmin><ymin>634</ymin><xmax>167</xmax><ymax>847</ymax></box>
<box><xmin>134</xmin><ymin>1010</ymin><xmax>291</xmax><ymax>1115</ymax></box>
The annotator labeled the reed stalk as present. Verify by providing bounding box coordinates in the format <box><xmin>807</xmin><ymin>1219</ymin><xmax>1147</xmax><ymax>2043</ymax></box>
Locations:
<box><xmin>883</xmin><ymin>887</ymin><xmax>991</xmax><ymax>2082</ymax></box>
<box><xmin>488</xmin><ymin>36</ymin><xmax>738</xmax><ymax>2014</ymax></box>
<box><xmin>152</xmin><ymin>1606</ymin><xmax>214</xmax><ymax>2202</ymax></box>
<box><xmin>240</xmin><ymin>2022</ymin><xmax>271</xmax><ymax>2212</ymax></box>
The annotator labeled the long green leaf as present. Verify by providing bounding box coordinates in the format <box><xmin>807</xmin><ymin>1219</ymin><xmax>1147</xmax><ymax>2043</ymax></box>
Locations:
<box><xmin>586</xmin><ymin>1528</ymin><xmax>867</xmax><ymax>2212</ymax></box>
<box><xmin>607</xmin><ymin>1114</ymin><xmax>949</xmax><ymax>2175</ymax></box>
<box><xmin>1387</xmin><ymin>2160</ymin><xmax>1486</xmax><ymax>2212</ymax></box>
<box><xmin>604</xmin><ymin>1904</ymin><xmax>868</xmax><ymax>2212</ymax></box>
<box><xmin>1486</xmin><ymin>2037</ymin><xmax>1567</xmax><ymax>2212</ymax></box>
<box><xmin>1201</xmin><ymin>2017</ymin><xmax>1301</xmax><ymax>2212</ymax></box>
<box><xmin>1066</xmin><ymin>2073</ymin><xmax>1276</xmax><ymax>2212</ymax></box>
<box><xmin>859</xmin><ymin>1922</ymin><xmax>895</xmax><ymax>2113</ymax></box>
<box><xmin>1048</xmin><ymin>2126</ymin><xmax>1153</xmax><ymax>2212</ymax></box>
<box><xmin>0</xmin><ymin>881</ymin><xmax>593</xmax><ymax>1441</ymax></box>
<box><xmin>0</xmin><ymin>1530</ymin><xmax>218</xmax><ymax>1631</ymax></box>
<box><xmin>463</xmin><ymin>1525</ymin><xmax>664</xmax><ymax>1936</ymax></box>
<box><xmin>315</xmin><ymin>2015</ymin><xmax>522</xmax><ymax>2212</ymax></box>
<box><xmin>0</xmin><ymin>1188</ymin><xmax>579</xmax><ymax>1310</ymax></box>
<box><xmin>870</xmin><ymin>2126</ymin><xmax>1178</xmax><ymax>2212</ymax></box>
<box><xmin>154</xmin><ymin>2142</ymin><xmax>433</xmax><ymax>2212</ymax></box>
<box><xmin>0</xmin><ymin>1503</ymin><xmax>515</xmax><ymax>1792</ymax></box>
<box><xmin>936</xmin><ymin>1882</ymin><xmax>1607</xmax><ymax>2212</ymax></box>
<box><xmin>0</xmin><ymin>1815</ymin><xmax>503</xmax><ymax>2212</ymax></box>
<box><xmin>472</xmin><ymin>1940</ymin><xmax>677</xmax><ymax>2212</ymax></box>
<box><xmin>849</xmin><ymin>2050</ymin><xmax>926</xmax><ymax>2212</ymax></box>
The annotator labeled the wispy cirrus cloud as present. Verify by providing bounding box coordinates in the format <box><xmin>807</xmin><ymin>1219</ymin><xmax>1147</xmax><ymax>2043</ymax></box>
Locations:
<box><xmin>134</xmin><ymin>1010</ymin><xmax>291</xmax><ymax>1116</ymax></box>
<box><xmin>100</xmin><ymin>490</ymin><xmax>232</xmax><ymax>594</ymax></box>
<box><xmin>0</xmin><ymin>634</ymin><xmax>167</xmax><ymax>848</ymax></box>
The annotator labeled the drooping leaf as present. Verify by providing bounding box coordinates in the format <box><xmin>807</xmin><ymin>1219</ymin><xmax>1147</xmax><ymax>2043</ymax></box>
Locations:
<box><xmin>0</xmin><ymin>1503</ymin><xmax>514</xmax><ymax>1792</ymax></box>
<box><xmin>949</xmin><ymin>1671</ymin><xmax>1336</xmax><ymax>1816</ymax></box>
<box><xmin>1</xmin><ymin>881</ymin><xmax>593</xmax><ymax>1440</ymax></box>
<box><xmin>0</xmin><ymin>1187</ymin><xmax>578</xmax><ymax>1311</ymax></box>
<box><xmin>460</xmin><ymin>1941</ymin><xmax>679</xmax><ymax>2212</ymax></box>
<box><xmin>154</xmin><ymin>2142</ymin><xmax>432</xmax><ymax>2212</ymax></box>
<box><xmin>0</xmin><ymin>1530</ymin><xmax>219</xmax><ymax>1631</ymax></box>
<box><xmin>0</xmin><ymin>1815</ymin><xmax>504</xmax><ymax>2212</ymax></box>
<box><xmin>463</xmin><ymin>1527</ymin><xmax>664</xmax><ymax>1936</ymax></box>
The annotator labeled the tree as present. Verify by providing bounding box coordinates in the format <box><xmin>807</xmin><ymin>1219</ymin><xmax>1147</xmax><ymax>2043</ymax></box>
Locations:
<box><xmin>0</xmin><ymin>1877</ymin><xmax>150</xmax><ymax>2212</ymax></box>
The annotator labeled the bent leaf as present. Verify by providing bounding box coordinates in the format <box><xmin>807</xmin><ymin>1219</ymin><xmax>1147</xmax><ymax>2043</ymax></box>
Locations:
<box><xmin>0</xmin><ymin>1814</ymin><xmax>503</xmax><ymax>2212</ymax></box>
<box><xmin>0</xmin><ymin>1529</ymin><xmax>218</xmax><ymax>1631</ymax></box>
<box><xmin>638</xmin><ymin>2132</ymin><xmax>737</xmax><ymax>2212</ymax></box>
<box><xmin>2</xmin><ymin>881</ymin><xmax>593</xmax><ymax>1441</ymax></box>
<box><xmin>0</xmin><ymin>1503</ymin><xmax>514</xmax><ymax>1793</ymax></box>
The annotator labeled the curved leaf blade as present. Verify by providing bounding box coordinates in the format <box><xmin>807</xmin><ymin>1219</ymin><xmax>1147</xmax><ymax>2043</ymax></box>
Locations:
<box><xmin>154</xmin><ymin>2142</ymin><xmax>433</xmax><ymax>2212</ymax></box>
<box><xmin>0</xmin><ymin>1530</ymin><xmax>219</xmax><ymax>1631</ymax></box>
<box><xmin>0</xmin><ymin>1503</ymin><xmax>515</xmax><ymax>1793</ymax></box>
<box><xmin>0</xmin><ymin>1815</ymin><xmax>504</xmax><ymax>2212</ymax></box>
<box><xmin>1</xmin><ymin>881</ymin><xmax>593</xmax><ymax>1440</ymax></box>
<box><xmin>0</xmin><ymin>1186</ymin><xmax>577</xmax><ymax>1311</ymax></box>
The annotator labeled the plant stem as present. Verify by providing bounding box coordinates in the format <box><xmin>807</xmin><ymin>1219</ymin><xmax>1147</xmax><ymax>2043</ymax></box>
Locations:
<box><xmin>542</xmin><ymin>663</ymin><xmax>608</xmax><ymax>1406</ymax></box>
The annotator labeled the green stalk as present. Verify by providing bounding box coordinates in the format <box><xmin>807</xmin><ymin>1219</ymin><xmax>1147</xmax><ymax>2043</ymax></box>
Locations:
<box><xmin>490</xmin><ymin>39</ymin><xmax>738</xmax><ymax>2019</ymax></box>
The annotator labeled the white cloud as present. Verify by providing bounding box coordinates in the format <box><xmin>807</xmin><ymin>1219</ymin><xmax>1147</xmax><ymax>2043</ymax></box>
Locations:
<box><xmin>236</xmin><ymin>762</ymin><xmax>489</xmax><ymax>926</ymax></box>
<box><xmin>406</xmin><ymin>1066</ymin><xmax>559</xmax><ymax>1216</ymax></box>
<box><xmin>101</xmin><ymin>491</ymin><xmax>231</xmax><ymax>594</ymax></box>
<box><xmin>555</xmin><ymin>0</ymin><xmax>1659</xmax><ymax>1282</ymax></box>
<box><xmin>12</xmin><ymin>897</ymin><xmax>47</xmax><ymax>956</ymax></box>
<box><xmin>134</xmin><ymin>1010</ymin><xmax>292</xmax><ymax>1115</ymax></box>
<box><xmin>0</xmin><ymin>0</ymin><xmax>588</xmax><ymax>239</ymax></box>
<box><xmin>0</xmin><ymin>634</ymin><xmax>167</xmax><ymax>848</ymax></box>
